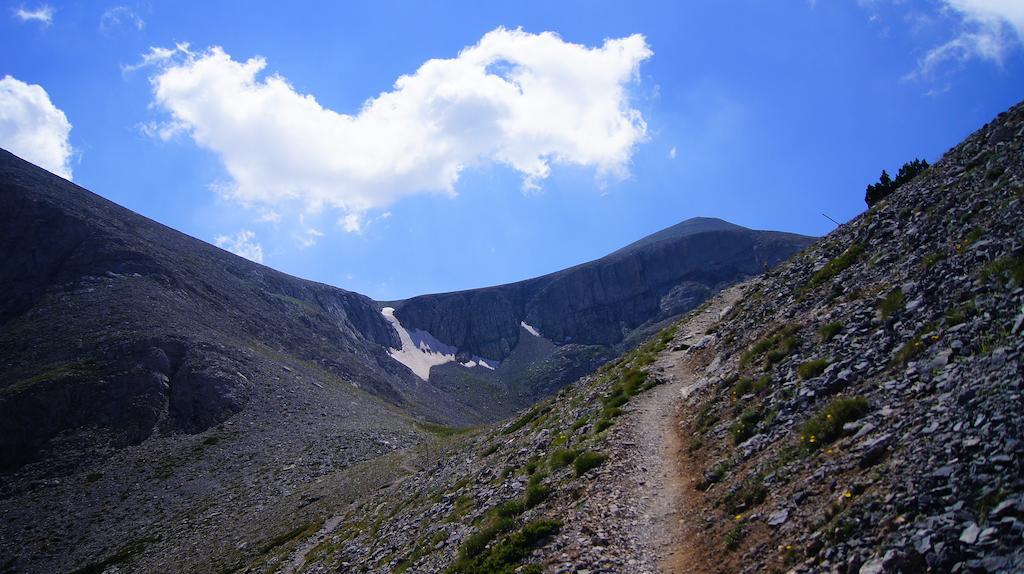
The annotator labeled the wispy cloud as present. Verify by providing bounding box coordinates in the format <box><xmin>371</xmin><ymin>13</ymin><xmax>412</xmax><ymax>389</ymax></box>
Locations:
<box><xmin>0</xmin><ymin>75</ymin><xmax>73</xmax><ymax>179</ymax></box>
<box><xmin>214</xmin><ymin>230</ymin><xmax>263</xmax><ymax>263</ymax></box>
<box><xmin>12</xmin><ymin>4</ymin><xmax>53</xmax><ymax>25</ymax></box>
<box><xmin>100</xmin><ymin>5</ymin><xmax>144</xmax><ymax>34</ymax></box>
<box><xmin>907</xmin><ymin>0</ymin><xmax>1024</xmax><ymax>80</ymax></box>
<box><xmin>133</xmin><ymin>29</ymin><xmax>652</xmax><ymax>233</ymax></box>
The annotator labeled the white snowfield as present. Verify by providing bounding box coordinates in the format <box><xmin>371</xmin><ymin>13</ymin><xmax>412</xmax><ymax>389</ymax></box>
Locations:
<box><xmin>521</xmin><ymin>321</ymin><xmax>542</xmax><ymax>337</ymax></box>
<box><xmin>380</xmin><ymin>307</ymin><xmax>499</xmax><ymax>380</ymax></box>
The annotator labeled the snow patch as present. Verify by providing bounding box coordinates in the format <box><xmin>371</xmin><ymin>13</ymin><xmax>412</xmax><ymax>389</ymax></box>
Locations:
<box><xmin>521</xmin><ymin>321</ymin><xmax>542</xmax><ymax>337</ymax></box>
<box><xmin>381</xmin><ymin>307</ymin><xmax>500</xmax><ymax>380</ymax></box>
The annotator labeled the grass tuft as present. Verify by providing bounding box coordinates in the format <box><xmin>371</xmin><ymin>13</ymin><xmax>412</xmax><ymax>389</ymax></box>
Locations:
<box><xmin>799</xmin><ymin>396</ymin><xmax>869</xmax><ymax>450</ymax></box>
<box><xmin>573</xmin><ymin>451</ymin><xmax>606</xmax><ymax>476</ymax></box>
<box><xmin>797</xmin><ymin>358</ymin><xmax>829</xmax><ymax>380</ymax></box>
<box><xmin>878</xmin><ymin>288</ymin><xmax>905</xmax><ymax>320</ymax></box>
<box><xmin>805</xmin><ymin>244</ymin><xmax>864</xmax><ymax>291</ymax></box>
<box><xmin>818</xmin><ymin>322</ymin><xmax>843</xmax><ymax>343</ymax></box>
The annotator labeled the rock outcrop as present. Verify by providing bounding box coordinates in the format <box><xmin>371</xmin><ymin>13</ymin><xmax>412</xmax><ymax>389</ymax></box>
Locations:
<box><xmin>392</xmin><ymin>218</ymin><xmax>811</xmax><ymax>361</ymax></box>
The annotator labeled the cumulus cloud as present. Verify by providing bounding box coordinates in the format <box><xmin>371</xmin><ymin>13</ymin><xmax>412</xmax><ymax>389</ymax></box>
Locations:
<box><xmin>13</xmin><ymin>4</ymin><xmax>52</xmax><ymax>25</ymax></box>
<box><xmin>0</xmin><ymin>75</ymin><xmax>73</xmax><ymax>179</ymax></box>
<box><xmin>909</xmin><ymin>0</ymin><xmax>1024</xmax><ymax>79</ymax></box>
<box><xmin>138</xmin><ymin>29</ymin><xmax>652</xmax><ymax>231</ymax></box>
<box><xmin>214</xmin><ymin>230</ymin><xmax>263</xmax><ymax>262</ymax></box>
<box><xmin>100</xmin><ymin>6</ymin><xmax>144</xmax><ymax>33</ymax></box>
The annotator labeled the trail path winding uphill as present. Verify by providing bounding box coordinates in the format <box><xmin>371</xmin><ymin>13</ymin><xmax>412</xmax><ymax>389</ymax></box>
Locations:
<box><xmin>546</xmin><ymin>282</ymin><xmax>749</xmax><ymax>574</ymax></box>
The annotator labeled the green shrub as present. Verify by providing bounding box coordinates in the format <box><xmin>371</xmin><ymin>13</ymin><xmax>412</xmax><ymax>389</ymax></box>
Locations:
<box><xmin>448</xmin><ymin>520</ymin><xmax>560</xmax><ymax>574</ymax></box>
<box><xmin>592</xmin><ymin>418</ymin><xmax>613</xmax><ymax>434</ymax></box>
<box><xmin>549</xmin><ymin>449</ymin><xmax>579</xmax><ymax>469</ymax></box>
<box><xmin>797</xmin><ymin>358</ymin><xmax>829</xmax><ymax>380</ymax></box>
<box><xmin>573</xmin><ymin>451</ymin><xmax>606</xmax><ymax>476</ymax></box>
<box><xmin>569</xmin><ymin>417</ymin><xmax>589</xmax><ymax>432</ymax></box>
<box><xmin>893</xmin><ymin>335</ymin><xmax>927</xmax><ymax>366</ymax></box>
<box><xmin>724</xmin><ymin>524</ymin><xmax>746</xmax><ymax>551</ymax></box>
<box><xmin>739</xmin><ymin>324</ymin><xmax>800</xmax><ymax>368</ymax></box>
<box><xmin>504</xmin><ymin>406</ymin><xmax>549</xmax><ymax>435</ymax></box>
<box><xmin>805</xmin><ymin>245</ymin><xmax>864</xmax><ymax>291</ymax></box>
<box><xmin>722</xmin><ymin>475</ymin><xmax>767</xmax><ymax>515</ymax></box>
<box><xmin>492</xmin><ymin>500</ymin><xmax>525</xmax><ymax>520</ymax></box>
<box><xmin>945</xmin><ymin>301</ymin><xmax>975</xmax><ymax>326</ymax></box>
<box><xmin>524</xmin><ymin>475</ymin><xmax>550</xmax><ymax>509</ymax></box>
<box><xmin>878</xmin><ymin>288</ymin><xmax>905</xmax><ymax>320</ymax></box>
<box><xmin>818</xmin><ymin>322</ymin><xmax>843</xmax><ymax>342</ymax></box>
<box><xmin>732</xmin><ymin>376</ymin><xmax>770</xmax><ymax>400</ymax></box>
<box><xmin>730</xmin><ymin>409</ymin><xmax>761</xmax><ymax>445</ymax></box>
<box><xmin>800</xmin><ymin>396</ymin><xmax>870</xmax><ymax>449</ymax></box>
<box><xmin>980</xmin><ymin>254</ymin><xmax>1024</xmax><ymax>286</ymax></box>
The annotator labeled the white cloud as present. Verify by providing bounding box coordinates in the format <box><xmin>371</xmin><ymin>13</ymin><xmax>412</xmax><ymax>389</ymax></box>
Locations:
<box><xmin>295</xmin><ymin>215</ymin><xmax>324</xmax><ymax>247</ymax></box>
<box><xmin>13</xmin><ymin>4</ymin><xmax>52</xmax><ymax>25</ymax></box>
<box><xmin>100</xmin><ymin>6</ymin><xmax>145</xmax><ymax>33</ymax></box>
<box><xmin>668</xmin><ymin>146</ymin><xmax>677</xmax><ymax>159</ymax></box>
<box><xmin>215</xmin><ymin>230</ymin><xmax>264</xmax><ymax>262</ymax></box>
<box><xmin>0</xmin><ymin>75</ymin><xmax>73</xmax><ymax>179</ymax></box>
<box><xmin>124</xmin><ymin>43</ymin><xmax>191</xmax><ymax>74</ymax></box>
<box><xmin>908</xmin><ymin>0</ymin><xmax>1024</xmax><ymax>79</ymax></box>
<box><xmin>139</xmin><ymin>28</ymin><xmax>652</xmax><ymax>231</ymax></box>
<box><xmin>341</xmin><ymin>213</ymin><xmax>363</xmax><ymax>233</ymax></box>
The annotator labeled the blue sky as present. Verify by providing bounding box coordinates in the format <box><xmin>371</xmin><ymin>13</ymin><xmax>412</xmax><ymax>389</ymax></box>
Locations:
<box><xmin>1</xmin><ymin>1</ymin><xmax>1022</xmax><ymax>300</ymax></box>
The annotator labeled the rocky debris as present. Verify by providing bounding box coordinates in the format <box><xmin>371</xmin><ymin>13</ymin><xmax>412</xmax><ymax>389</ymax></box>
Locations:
<box><xmin>667</xmin><ymin>100</ymin><xmax>1024</xmax><ymax>572</ymax></box>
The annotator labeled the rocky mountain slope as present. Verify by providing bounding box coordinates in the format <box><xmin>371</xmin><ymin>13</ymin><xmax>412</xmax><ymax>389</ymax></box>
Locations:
<box><xmin>284</xmin><ymin>101</ymin><xmax>1024</xmax><ymax>573</ymax></box>
<box><xmin>389</xmin><ymin>217</ymin><xmax>811</xmax><ymax>416</ymax></box>
<box><xmin>0</xmin><ymin>148</ymin><xmax>483</xmax><ymax>574</ymax></box>
<box><xmin>0</xmin><ymin>144</ymin><xmax>809</xmax><ymax>573</ymax></box>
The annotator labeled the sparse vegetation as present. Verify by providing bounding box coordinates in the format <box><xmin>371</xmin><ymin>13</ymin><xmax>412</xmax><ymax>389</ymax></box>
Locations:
<box><xmin>724</xmin><ymin>524</ymin><xmax>746</xmax><ymax>551</ymax></box>
<box><xmin>800</xmin><ymin>396</ymin><xmax>870</xmax><ymax>450</ymax></box>
<box><xmin>524</xmin><ymin>473</ymin><xmax>550</xmax><ymax>508</ymax></box>
<box><xmin>739</xmin><ymin>324</ymin><xmax>799</xmax><ymax>369</ymax></box>
<box><xmin>980</xmin><ymin>253</ymin><xmax>1024</xmax><ymax>286</ymax></box>
<box><xmin>921</xmin><ymin>251</ymin><xmax>945</xmax><ymax>270</ymax></box>
<box><xmin>732</xmin><ymin>376</ymin><xmax>771</xmax><ymax>400</ymax></box>
<box><xmin>573</xmin><ymin>451</ymin><xmax>606</xmax><ymax>476</ymax></box>
<box><xmin>70</xmin><ymin>538</ymin><xmax>154</xmax><ymax>574</ymax></box>
<box><xmin>818</xmin><ymin>322</ymin><xmax>843</xmax><ymax>342</ymax></box>
<box><xmin>730</xmin><ymin>409</ymin><xmax>762</xmax><ymax>445</ymax></box>
<box><xmin>448</xmin><ymin>519</ymin><xmax>560</xmax><ymax>574</ymax></box>
<box><xmin>550</xmin><ymin>449</ymin><xmax>579</xmax><ymax>469</ymax></box>
<box><xmin>504</xmin><ymin>405</ymin><xmax>549</xmax><ymax>435</ymax></box>
<box><xmin>721</xmin><ymin>475</ymin><xmax>767</xmax><ymax>515</ymax></box>
<box><xmin>805</xmin><ymin>244</ymin><xmax>864</xmax><ymax>291</ymax></box>
<box><xmin>417</xmin><ymin>421</ymin><xmax>474</xmax><ymax>438</ymax></box>
<box><xmin>877</xmin><ymin>288</ymin><xmax>905</xmax><ymax>320</ymax></box>
<box><xmin>797</xmin><ymin>358</ymin><xmax>829</xmax><ymax>380</ymax></box>
<box><xmin>893</xmin><ymin>332</ymin><xmax>930</xmax><ymax>366</ymax></box>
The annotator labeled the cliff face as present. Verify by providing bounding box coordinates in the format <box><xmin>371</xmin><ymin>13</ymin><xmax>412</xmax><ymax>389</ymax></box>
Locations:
<box><xmin>393</xmin><ymin>220</ymin><xmax>813</xmax><ymax>361</ymax></box>
<box><xmin>0</xmin><ymin>148</ymin><xmax>459</xmax><ymax>472</ymax></box>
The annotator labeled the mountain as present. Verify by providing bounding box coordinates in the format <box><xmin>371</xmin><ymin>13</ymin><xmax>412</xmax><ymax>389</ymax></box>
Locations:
<box><xmin>0</xmin><ymin>147</ymin><xmax>809</xmax><ymax>573</ymax></box>
<box><xmin>284</xmin><ymin>100</ymin><xmax>1024</xmax><ymax>574</ymax></box>
<box><xmin>386</xmin><ymin>217</ymin><xmax>811</xmax><ymax>416</ymax></box>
